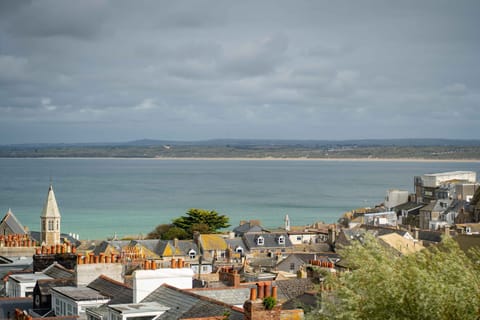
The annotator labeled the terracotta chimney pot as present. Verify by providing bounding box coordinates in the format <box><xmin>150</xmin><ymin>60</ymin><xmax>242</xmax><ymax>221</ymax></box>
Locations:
<box><xmin>250</xmin><ymin>287</ymin><xmax>257</xmax><ymax>300</ymax></box>
<box><xmin>264</xmin><ymin>282</ymin><xmax>271</xmax><ymax>298</ymax></box>
<box><xmin>272</xmin><ymin>286</ymin><xmax>278</xmax><ymax>299</ymax></box>
<box><xmin>257</xmin><ymin>282</ymin><xmax>265</xmax><ymax>299</ymax></box>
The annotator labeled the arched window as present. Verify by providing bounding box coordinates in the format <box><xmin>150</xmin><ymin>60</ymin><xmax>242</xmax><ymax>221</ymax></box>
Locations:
<box><xmin>256</xmin><ymin>236</ymin><xmax>264</xmax><ymax>246</ymax></box>
<box><xmin>48</xmin><ymin>220</ymin><xmax>54</xmax><ymax>231</ymax></box>
<box><xmin>56</xmin><ymin>220</ymin><xmax>59</xmax><ymax>231</ymax></box>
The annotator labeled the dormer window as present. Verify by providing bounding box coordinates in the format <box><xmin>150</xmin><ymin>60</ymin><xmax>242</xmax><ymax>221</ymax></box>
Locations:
<box><xmin>235</xmin><ymin>246</ymin><xmax>244</xmax><ymax>254</ymax></box>
<box><xmin>278</xmin><ymin>235</ymin><xmax>285</xmax><ymax>245</ymax></box>
<box><xmin>256</xmin><ymin>236</ymin><xmax>264</xmax><ymax>246</ymax></box>
<box><xmin>188</xmin><ymin>249</ymin><xmax>196</xmax><ymax>259</ymax></box>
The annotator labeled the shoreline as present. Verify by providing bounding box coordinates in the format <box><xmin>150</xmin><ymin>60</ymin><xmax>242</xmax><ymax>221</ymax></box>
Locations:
<box><xmin>2</xmin><ymin>156</ymin><xmax>479</xmax><ymax>163</ymax></box>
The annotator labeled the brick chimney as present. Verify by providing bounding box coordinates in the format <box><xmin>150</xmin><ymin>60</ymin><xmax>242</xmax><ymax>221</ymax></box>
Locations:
<box><xmin>243</xmin><ymin>282</ymin><xmax>281</xmax><ymax>320</ymax></box>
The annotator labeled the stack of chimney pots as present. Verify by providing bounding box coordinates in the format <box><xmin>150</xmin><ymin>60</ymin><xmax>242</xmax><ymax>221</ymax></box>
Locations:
<box><xmin>249</xmin><ymin>281</ymin><xmax>277</xmax><ymax>301</ymax></box>
<box><xmin>35</xmin><ymin>243</ymin><xmax>76</xmax><ymax>255</ymax></box>
<box><xmin>0</xmin><ymin>234</ymin><xmax>36</xmax><ymax>247</ymax></box>
<box><xmin>309</xmin><ymin>259</ymin><xmax>334</xmax><ymax>268</ymax></box>
<box><xmin>77</xmin><ymin>253</ymin><xmax>119</xmax><ymax>264</ymax></box>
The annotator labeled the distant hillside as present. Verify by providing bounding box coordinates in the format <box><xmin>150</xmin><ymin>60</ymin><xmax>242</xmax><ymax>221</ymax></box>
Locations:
<box><xmin>1</xmin><ymin>139</ymin><xmax>480</xmax><ymax>159</ymax></box>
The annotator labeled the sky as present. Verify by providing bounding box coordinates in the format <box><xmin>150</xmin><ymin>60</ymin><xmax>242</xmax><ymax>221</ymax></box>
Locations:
<box><xmin>1</xmin><ymin>0</ymin><xmax>479</xmax><ymax>144</ymax></box>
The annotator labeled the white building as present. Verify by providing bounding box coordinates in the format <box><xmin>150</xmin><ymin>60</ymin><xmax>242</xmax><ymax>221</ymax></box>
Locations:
<box><xmin>385</xmin><ymin>189</ymin><xmax>409</xmax><ymax>210</ymax></box>
<box><xmin>133</xmin><ymin>267</ymin><xmax>194</xmax><ymax>303</ymax></box>
<box><xmin>6</xmin><ymin>273</ymin><xmax>53</xmax><ymax>297</ymax></box>
<box><xmin>51</xmin><ymin>286</ymin><xmax>110</xmax><ymax>316</ymax></box>
<box><xmin>422</xmin><ymin>171</ymin><xmax>476</xmax><ymax>188</ymax></box>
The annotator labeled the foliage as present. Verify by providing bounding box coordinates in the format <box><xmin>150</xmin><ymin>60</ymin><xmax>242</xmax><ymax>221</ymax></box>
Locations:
<box><xmin>263</xmin><ymin>296</ymin><xmax>277</xmax><ymax>310</ymax></box>
<box><xmin>321</xmin><ymin>234</ymin><xmax>480</xmax><ymax>320</ymax></box>
<box><xmin>172</xmin><ymin>208</ymin><xmax>230</xmax><ymax>236</ymax></box>
<box><xmin>146</xmin><ymin>224</ymin><xmax>189</xmax><ymax>240</ymax></box>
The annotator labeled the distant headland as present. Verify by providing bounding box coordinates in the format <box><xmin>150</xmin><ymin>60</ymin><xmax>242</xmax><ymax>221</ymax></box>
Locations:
<box><xmin>1</xmin><ymin>138</ymin><xmax>480</xmax><ymax>160</ymax></box>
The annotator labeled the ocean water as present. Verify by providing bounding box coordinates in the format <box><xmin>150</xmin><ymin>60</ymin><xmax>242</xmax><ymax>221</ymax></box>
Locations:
<box><xmin>0</xmin><ymin>158</ymin><xmax>479</xmax><ymax>240</ymax></box>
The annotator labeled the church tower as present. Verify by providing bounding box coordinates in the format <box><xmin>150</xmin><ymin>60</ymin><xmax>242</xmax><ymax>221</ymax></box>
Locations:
<box><xmin>284</xmin><ymin>214</ymin><xmax>290</xmax><ymax>231</ymax></box>
<box><xmin>40</xmin><ymin>184</ymin><xmax>61</xmax><ymax>246</ymax></box>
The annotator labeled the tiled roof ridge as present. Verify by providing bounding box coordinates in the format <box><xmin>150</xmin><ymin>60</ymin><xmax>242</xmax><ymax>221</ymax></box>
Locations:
<box><xmin>0</xmin><ymin>297</ymin><xmax>32</xmax><ymax>301</ymax></box>
<box><xmin>186</xmin><ymin>284</ymin><xmax>252</xmax><ymax>292</ymax></box>
<box><xmin>44</xmin><ymin>262</ymin><xmax>75</xmax><ymax>274</ymax></box>
<box><xmin>97</xmin><ymin>274</ymin><xmax>132</xmax><ymax>289</ymax></box>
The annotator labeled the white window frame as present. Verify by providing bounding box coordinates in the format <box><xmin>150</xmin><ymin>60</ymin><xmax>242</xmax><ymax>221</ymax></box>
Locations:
<box><xmin>256</xmin><ymin>236</ymin><xmax>264</xmax><ymax>246</ymax></box>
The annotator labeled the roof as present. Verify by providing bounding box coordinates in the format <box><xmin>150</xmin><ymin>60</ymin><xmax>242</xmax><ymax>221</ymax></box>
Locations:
<box><xmin>36</xmin><ymin>278</ymin><xmax>76</xmax><ymax>295</ymax></box>
<box><xmin>87</xmin><ymin>275</ymin><xmax>133</xmax><ymax>304</ymax></box>
<box><xmin>198</xmin><ymin>235</ymin><xmax>228</xmax><ymax>251</ymax></box>
<box><xmin>378</xmin><ymin>233</ymin><xmax>424</xmax><ymax>255</ymax></box>
<box><xmin>418</xmin><ymin>230</ymin><xmax>443</xmax><ymax>243</ymax></box>
<box><xmin>93</xmin><ymin>240</ymin><xmax>130</xmax><ymax>256</ymax></box>
<box><xmin>52</xmin><ymin>286</ymin><xmax>110</xmax><ymax>301</ymax></box>
<box><xmin>42</xmin><ymin>262</ymin><xmax>74</xmax><ymax>279</ymax></box>
<box><xmin>0</xmin><ymin>208</ymin><xmax>27</xmax><ymax>235</ymax></box>
<box><xmin>233</xmin><ymin>222</ymin><xmax>268</xmax><ymax>236</ymax></box>
<box><xmin>392</xmin><ymin>202</ymin><xmax>425</xmax><ymax>212</ymax></box>
<box><xmin>225</xmin><ymin>237</ymin><xmax>249</xmax><ymax>252</ymax></box>
<box><xmin>141</xmin><ymin>284</ymin><xmax>243</xmax><ymax>320</ymax></box>
<box><xmin>455</xmin><ymin>234</ymin><xmax>480</xmax><ymax>256</ymax></box>
<box><xmin>189</xmin><ymin>287</ymin><xmax>251</xmax><ymax>306</ymax></box>
<box><xmin>275</xmin><ymin>278</ymin><xmax>316</xmax><ymax>302</ymax></box>
<box><xmin>9</xmin><ymin>272</ymin><xmax>52</xmax><ymax>283</ymax></box>
<box><xmin>243</xmin><ymin>233</ymin><xmax>293</xmax><ymax>249</ymax></box>
<box><xmin>41</xmin><ymin>185</ymin><xmax>61</xmax><ymax>218</ymax></box>
<box><xmin>29</xmin><ymin>231</ymin><xmax>81</xmax><ymax>247</ymax></box>
<box><xmin>109</xmin><ymin>301</ymin><xmax>169</xmax><ymax>315</ymax></box>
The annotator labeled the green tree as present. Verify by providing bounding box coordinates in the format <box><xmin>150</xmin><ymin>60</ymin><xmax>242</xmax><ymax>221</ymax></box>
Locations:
<box><xmin>172</xmin><ymin>208</ymin><xmax>230</xmax><ymax>236</ymax></box>
<box><xmin>321</xmin><ymin>234</ymin><xmax>480</xmax><ymax>320</ymax></box>
<box><xmin>146</xmin><ymin>224</ymin><xmax>189</xmax><ymax>240</ymax></box>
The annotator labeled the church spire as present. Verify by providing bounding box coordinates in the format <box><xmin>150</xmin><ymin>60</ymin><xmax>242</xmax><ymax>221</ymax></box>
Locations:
<box><xmin>41</xmin><ymin>184</ymin><xmax>61</xmax><ymax>218</ymax></box>
<box><xmin>41</xmin><ymin>184</ymin><xmax>61</xmax><ymax>245</ymax></box>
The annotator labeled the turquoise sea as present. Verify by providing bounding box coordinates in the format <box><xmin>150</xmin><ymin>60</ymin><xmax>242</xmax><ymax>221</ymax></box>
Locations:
<box><xmin>0</xmin><ymin>158</ymin><xmax>479</xmax><ymax>240</ymax></box>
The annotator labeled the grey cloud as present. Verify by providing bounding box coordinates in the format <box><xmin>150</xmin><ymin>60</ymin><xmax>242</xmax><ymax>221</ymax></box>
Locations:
<box><xmin>5</xmin><ymin>1</ymin><xmax>108</xmax><ymax>39</ymax></box>
<box><xmin>1</xmin><ymin>1</ymin><xmax>479</xmax><ymax>143</ymax></box>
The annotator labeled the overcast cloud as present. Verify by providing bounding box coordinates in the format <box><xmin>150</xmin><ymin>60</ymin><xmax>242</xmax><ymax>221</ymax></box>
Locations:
<box><xmin>1</xmin><ymin>0</ymin><xmax>479</xmax><ymax>144</ymax></box>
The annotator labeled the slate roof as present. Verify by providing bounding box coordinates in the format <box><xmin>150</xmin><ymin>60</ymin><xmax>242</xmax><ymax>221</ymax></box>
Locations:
<box><xmin>87</xmin><ymin>275</ymin><xmax>133</xmax><ymax>304</ymax></box>
<box><xmin>418</xmin><ymin>230</ymin><xmax>443</xmax><ymax>243</ymax></box>
<box><xmin>243</xmin><ymin>233</ymin><xmax>293</xmax><ymax>250</ymax></box>
<box><xmin>130</xmin><ymin>239</ymin><xmax>162</xmax><ymax>254</ymax></box>
<box><xmin>0</xmin><ymin>209</ymin><xmax>27</xmax><ymax>235</ymax></box>
<box><xmin>275</xmin><ymin>278</ymin><xmax>316</xmax><ymax>302</ymax></box>
<box><xmin>190</xmin><ymin>287</ymin><xmax>251</xmax><ymax>306</ymax></box>
<box><xmin>42</xmin><ymin>262</ymin><xmax>75</xmax><ymax>279</ymax></box>
<box><xmin>36</xmin><ymin>278</ymin><xmax>76</xmax><ymax>295</ymax></box>
<box><xmin>225</xmin><ymin>237</ymin><xmax>249</xmax><ymax>253</ymax></box>
<box><xmin>157</xmin><ymin>239</ymin><xmax>199</xmax><ymax>257</ymax></box>
<box><xmin>363</xmin><ymin>225</ymin><xmax>410</xmax><ymax>237</ymax></box>
<box><xmin>392</xmin><ymin>202</ymin><xmax>425</xmax><ymax>213</ymax></box>
<box><xmin>29</xmin><ymin>231</ymin><xmax>81</xmax><ymax>247</ymax></box>
<box><xmin>93</xmin><ymin>240</ymin><xmax>130</xmax><ymax>256</ymax></box>
<box><xmin>141</xmin><ymin>284</ymin><xmax>243</xmax><ymax>320</ymax></box>
<box><xmin>233</xmin><ymin>222</ymin><xmax>268</xmax><ymax>236</ymax></box>
<box><xmin>52</xmin><ymin>286</ymin><xmax>109</xmax><ymax>301</ymax></box>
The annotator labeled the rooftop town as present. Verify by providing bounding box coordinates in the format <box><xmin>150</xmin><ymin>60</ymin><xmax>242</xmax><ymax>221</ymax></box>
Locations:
<box><xmin>1</xmin><ymin>170</ymin><xmax>480</xmax><ymax>319</ymax></box>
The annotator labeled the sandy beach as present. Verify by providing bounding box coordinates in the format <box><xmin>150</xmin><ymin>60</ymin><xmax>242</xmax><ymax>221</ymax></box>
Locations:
<box><xmin>152</xmin><ymin>156</ymin><xmax>480</xmax><ymax>163</ymax></box>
